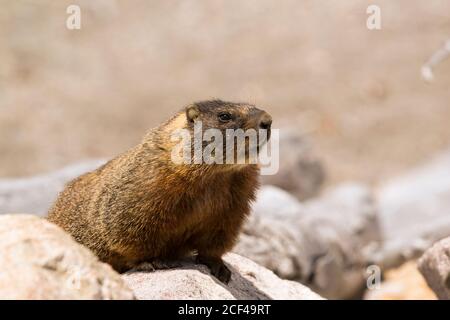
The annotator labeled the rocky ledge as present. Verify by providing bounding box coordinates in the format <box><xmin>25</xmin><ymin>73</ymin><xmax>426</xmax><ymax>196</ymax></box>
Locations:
<box><xmin>0</xmin><ymin>214</ymin><xmax>322</xmax><ymax>300</ymax></box>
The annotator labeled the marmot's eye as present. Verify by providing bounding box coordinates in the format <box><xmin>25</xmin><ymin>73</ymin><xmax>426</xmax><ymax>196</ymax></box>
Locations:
<box><xmin>218</xmin><ymin>113</ymin><xmax>232</xmax><ymax>122</ymax></box>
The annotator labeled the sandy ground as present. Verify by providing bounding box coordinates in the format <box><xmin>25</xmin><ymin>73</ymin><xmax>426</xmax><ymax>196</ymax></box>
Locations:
<box><xmin>1</xmin><ymin>0</ymin><xmax>450</xmax><ymax>187</ymax></box>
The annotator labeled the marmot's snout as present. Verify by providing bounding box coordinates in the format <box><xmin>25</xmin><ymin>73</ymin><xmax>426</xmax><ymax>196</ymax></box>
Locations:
<box><xmin>249</xmin><ymin>110</ymin><xmax>272</xmax><ymax>143</ymax></box>
<box><xmin>245</xmin><ymin>109</ymin><xmax>272</xmax><ymax>132</ymax></box>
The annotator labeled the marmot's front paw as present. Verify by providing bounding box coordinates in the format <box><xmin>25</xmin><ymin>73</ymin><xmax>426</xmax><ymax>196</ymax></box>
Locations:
<box><xmin>196</xmin><ymin>255</ymin><xmax>232</xmax><ymax>284</ymax></box>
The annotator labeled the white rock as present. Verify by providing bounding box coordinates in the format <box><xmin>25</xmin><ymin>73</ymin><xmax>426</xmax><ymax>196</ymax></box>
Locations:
<box><xmin>236</xmin><ymin>183</ymin><xmax>381</xmax><ymax>299</ymax></box>
<box><xmin>252</xmin><ymin>185</ymin><xmax>304</xmax><ymax>219</ymax></box>
<box><xmin>0</xmin><ymin>160</ymin><xmax>105</xmax><ymax>216</ymax></box>
<box><xmin>122</xmin><ymin>253</ymin><xmax>323</xmax><ymax>300</ymax></box>
<box><xmin>418</xmin><ymin>237</ymin><xmax>450</xmax><ymax>300</ymax></box>
<box><xmin>0</xmin><ymin>214</ymin><xmax>134</xmax><ymax>299</ymax></box>
<box><xmin>377</xmin><ymin>150</ymin><xmax>450</xmax><ymax>267</ymax></box>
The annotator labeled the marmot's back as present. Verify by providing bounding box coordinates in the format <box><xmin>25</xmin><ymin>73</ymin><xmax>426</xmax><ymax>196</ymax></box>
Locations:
<box><xmin>48</xmin><ymin>163</ymin><xmax>113</xmax><ymax>261</ymax></box>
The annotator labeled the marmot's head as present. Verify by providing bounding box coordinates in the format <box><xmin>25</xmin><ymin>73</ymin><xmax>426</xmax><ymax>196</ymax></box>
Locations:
<box><xmin>163</xmin><ymin>100</ymin><xmax>272</xmax><ymax>166</ymax></box>
<box><xmin>186</xmin><ymin>100</ymin><xmax>271</xmax><ymax>135</ymax></box>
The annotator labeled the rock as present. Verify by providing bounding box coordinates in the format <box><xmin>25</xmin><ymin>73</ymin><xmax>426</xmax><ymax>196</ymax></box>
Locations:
<box><xmin>303</xmin><ymin>183</ymin><xmax>381</xmax><ymax>255</ymax></box>
<box><xmin>0</xmin><ymin>160</ymin><xmax>105</xmax><ymax>216</ymax></box>
<box><xmin>364</xmin><ymin>261</ymin><xmax>436</xmax><ymax>300</ymax></box>
<box><xmin>261</xmin><ymin>130</ymin><xmax>325</xmax><ymax>200</ymax></box>
<box><xmin>418</xmin><ymin>237</ymin><xmax>450</xmax><ymax>300</ymax></box>
<box><xmin>122</xmin><ymin>253</ymin><xmax>323</xmax><ymax>300</ymax></box>
<box><xmin>0</xmin><ymin>214</ymin><xmax>134</xmax><ymax>299</ymax></box>
<box><xmin>235</xmin><ymin>183</ymin><xmax>381</xmax><ymax>299</ymax></box>
<box><xmin>376</xmin><ymin>150</ymin><xmax>450</xmax><ymax>268</ymax></box>
<box><xmin>250</xmin><ymin>185</ymin><xmax>304</xmax><ymax>219</ymax></box>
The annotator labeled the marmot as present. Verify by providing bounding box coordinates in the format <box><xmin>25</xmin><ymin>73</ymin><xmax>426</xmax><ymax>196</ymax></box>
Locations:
<box><xmin>47</xmin><ymin>100</ymin><xmax>272</xmax><ymax>283</ymax></box>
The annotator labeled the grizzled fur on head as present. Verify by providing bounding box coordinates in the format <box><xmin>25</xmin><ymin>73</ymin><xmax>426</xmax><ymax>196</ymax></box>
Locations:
<box><xmin>150</xmin><ymin>99</ymin><xmax>272</xmax><ymax>168</ymax></box>
<box><xmin>185</xmin><ymin>99</ymin><xmax>268</xmax><ymax>131</ymax></box>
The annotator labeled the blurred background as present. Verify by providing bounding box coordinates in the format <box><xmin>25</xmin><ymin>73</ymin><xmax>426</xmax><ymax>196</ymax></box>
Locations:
<box><xmin>1</xmin><ymin>0</ymin><xmax>449</xmax><ymax>187</ymax></box>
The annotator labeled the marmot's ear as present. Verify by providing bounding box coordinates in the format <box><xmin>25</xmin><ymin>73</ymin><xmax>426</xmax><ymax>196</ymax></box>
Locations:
<box><xmin>186</xmin><ymin>105</ymin><xmax>200</xmax><ymax>122</ymax></box>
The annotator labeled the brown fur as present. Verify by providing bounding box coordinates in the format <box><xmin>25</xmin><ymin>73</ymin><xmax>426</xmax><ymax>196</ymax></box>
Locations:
<box><xmin>47</xmin><ymin>100</ymin><xmax>271</xmax><ymax>283</ymax></box>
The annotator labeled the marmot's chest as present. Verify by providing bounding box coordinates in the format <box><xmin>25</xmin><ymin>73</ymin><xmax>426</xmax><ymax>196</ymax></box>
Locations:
<box><xmin>171</xmin><ymin>175</ymin><xmax>241</xmax><ymax>228</ymax></box>
<box><xmin>187</xmin><ymin>178</ymin><xmax>235</xmax><ymax>217</ymax></box>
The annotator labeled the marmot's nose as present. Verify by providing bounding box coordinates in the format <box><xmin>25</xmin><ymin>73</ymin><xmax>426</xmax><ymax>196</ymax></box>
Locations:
<box><xmin>258</xmin><ymin>112</ymin><xmax>272</xmax><ymax>130</ymax></box>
